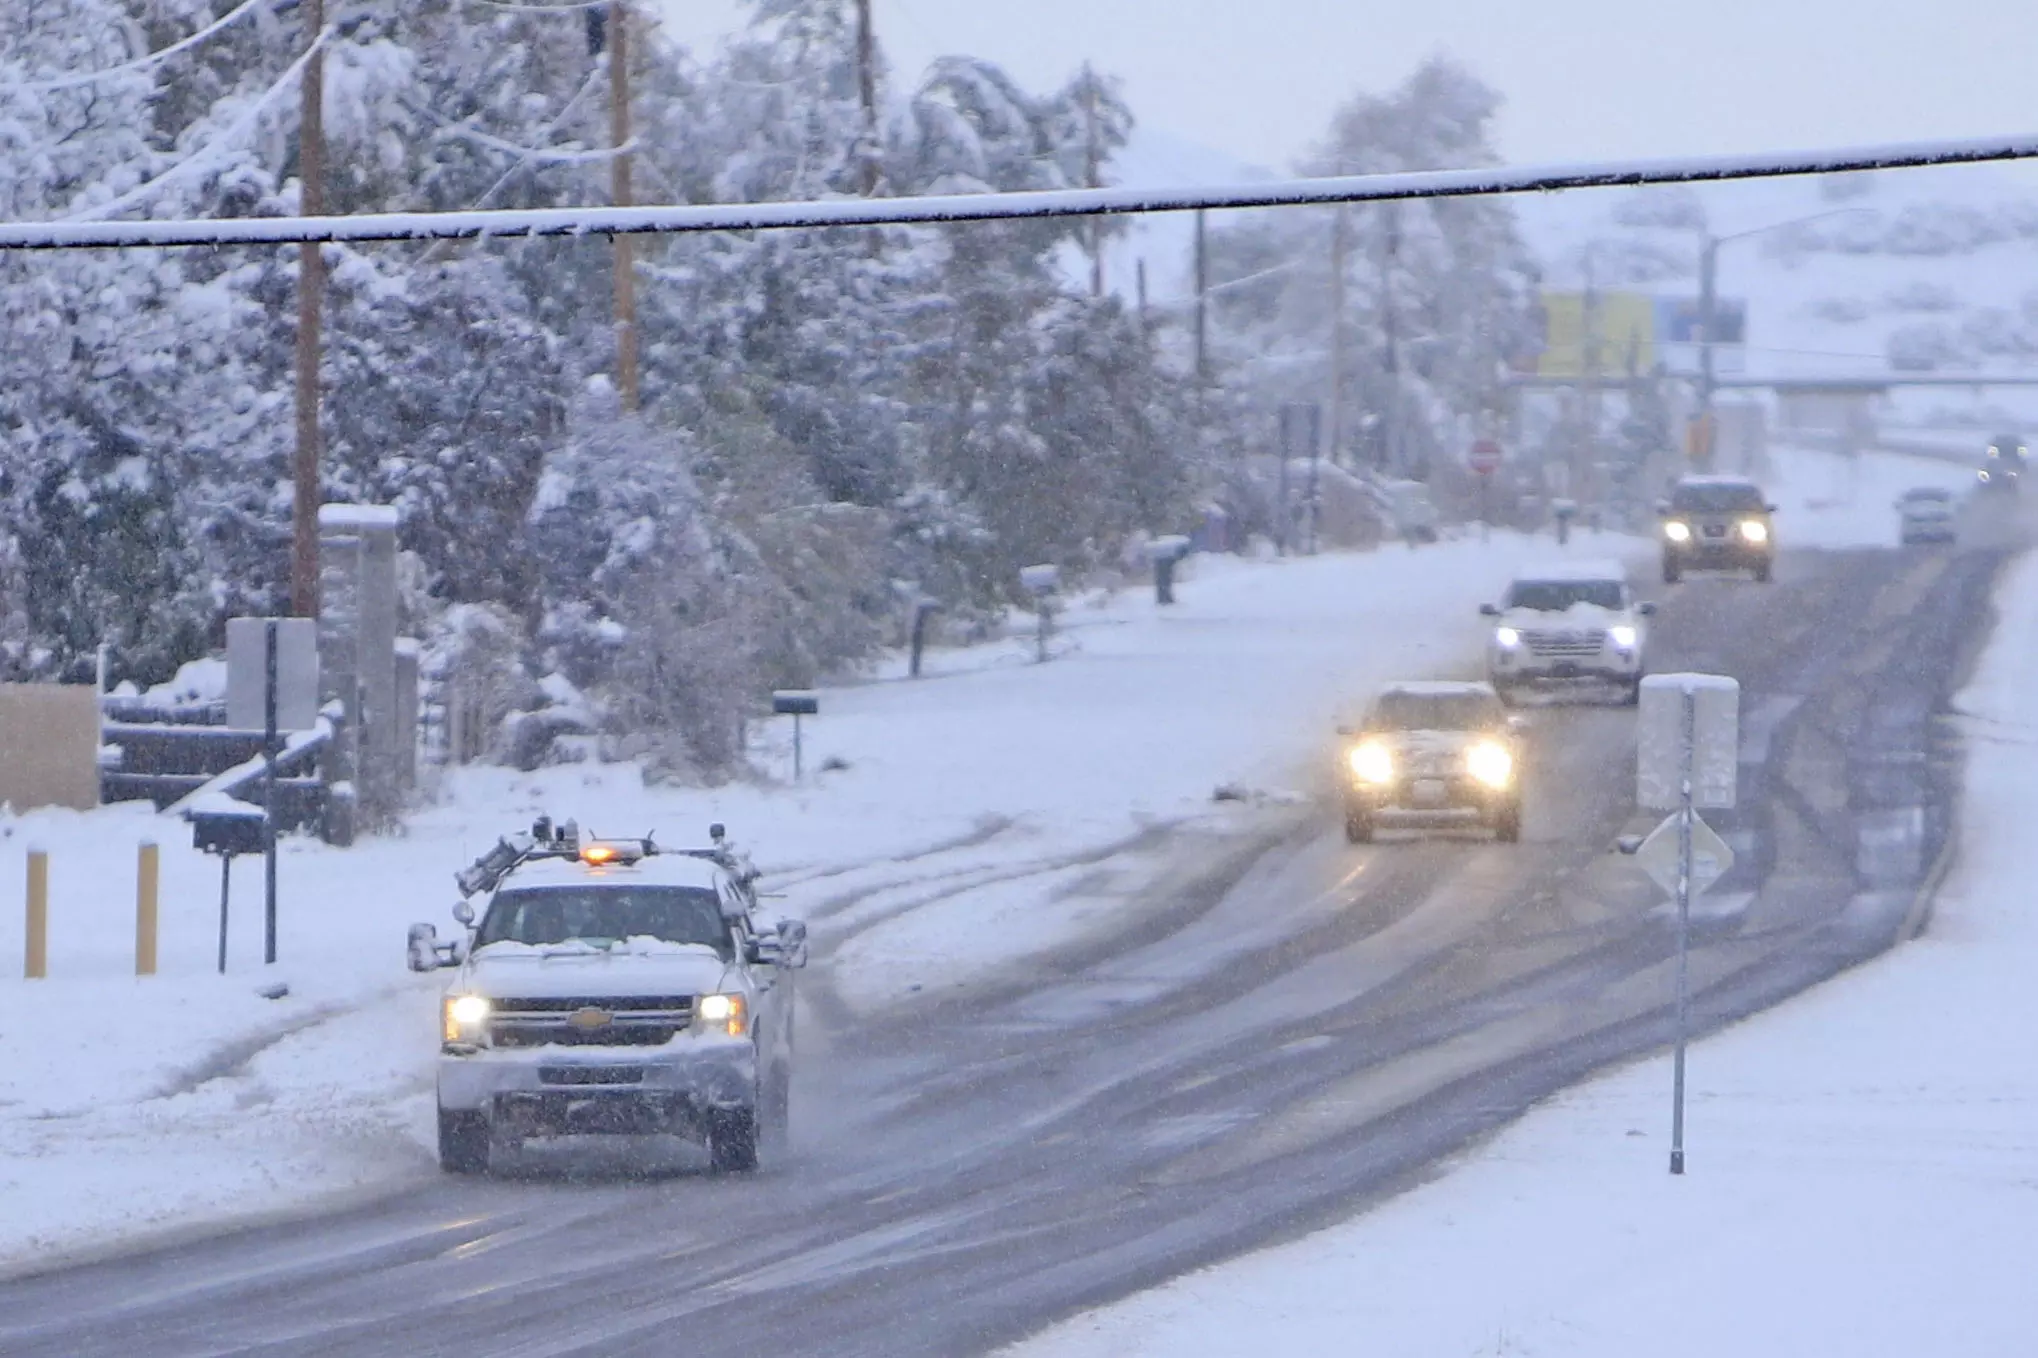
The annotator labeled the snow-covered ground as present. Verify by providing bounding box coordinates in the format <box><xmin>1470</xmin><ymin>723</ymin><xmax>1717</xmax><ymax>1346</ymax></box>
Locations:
<box><xmin>1764</xmin><ymin>441</ymin><xmax>1977</xmax><ymax>549</ymax></box>
<box><xmin>0</xmin><ymin>527</ymin><xmax>1648</xmax><ymax>1270</ymax></box>
<box><xmin>1010</xmin><ymin>517</ymin><xmax>2038</xmax><ymax>1356</ymax></box>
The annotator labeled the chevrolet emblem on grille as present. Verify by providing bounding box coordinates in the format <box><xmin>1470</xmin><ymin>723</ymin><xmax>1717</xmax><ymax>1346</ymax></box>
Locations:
<box><xmin>567</xmin><ymin>1007</ymin><xmax>613</xmax><ymax>1031</ymax></box>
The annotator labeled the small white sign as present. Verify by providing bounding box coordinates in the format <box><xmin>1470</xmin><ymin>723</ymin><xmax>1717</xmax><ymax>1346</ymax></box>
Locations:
<box><xmin>1637</xmin><ymin>673</ymin><xmax>1740</xmax><ymax>811</ymax></box>
<box><xmin>1634</xmin><ymin>811</ymin><xmax>1736</xmax><ymax>900</ymax></box>
<box><xmin>226</xmin><ymin>617</ymin><xmax>320</xmax><ymax>733</ymax></box>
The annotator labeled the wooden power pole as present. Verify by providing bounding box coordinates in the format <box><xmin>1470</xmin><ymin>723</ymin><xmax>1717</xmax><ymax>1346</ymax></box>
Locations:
<box><xmin>290</xmin><ymin>0</ymin><xmax>326</xmax><ymax>617</ymax></box>
<box><xmin>1082</xmin><ymin>68</ymin><xmax>1103</xmax><ymax>298</ymax></box>
<box><xmin>854</xmin><ymin>0</ymin><xmax>880</xmax><ymax>194</ymax></box>
<box><xmin>1328</xmin><ymin>203</ymin><xmax>1349</xmax><ymax>468</ymax></box>
<box><xmin>609</xmin><ymin>1</ymin><xmax>639</xmax><ymax>412</ymax></box>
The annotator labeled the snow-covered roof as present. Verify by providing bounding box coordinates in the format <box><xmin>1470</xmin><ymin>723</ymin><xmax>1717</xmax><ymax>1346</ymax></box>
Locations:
<box><xmin>1379</xmin><ymin>680</ymin><xmax>1501</xmax><ymax>699</ymax></box>
<box><xmin>1508</xmin><ymin>558</ymin><xmax>1627</xmax><ymax>583</ymax></box>
<box><xmin>316</xmin><ymin>504</ymin><xmax>400</xmax><ymax>531</ymax></box>
<box><xmin>495</xmin><ymin>852</ymin><xmax>726</xmax><ymax>894</ymax></box>
<box><xmin>1674</xmin><ymin>475</ymin><xmax>1763</xmax><ymax>489</ymax></box>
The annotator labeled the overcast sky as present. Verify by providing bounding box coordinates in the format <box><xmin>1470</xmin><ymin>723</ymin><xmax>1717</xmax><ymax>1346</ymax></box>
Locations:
<box><xmin>652</xmin><ymin>0</ymin><xmax>2038</xmax><ymax>173</ymax></box>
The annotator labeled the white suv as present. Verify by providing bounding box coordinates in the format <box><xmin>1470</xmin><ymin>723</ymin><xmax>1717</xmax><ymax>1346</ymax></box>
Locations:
<box><xmin>1481</xmin><ymin>560</ymin><xmax>1655</xmax><ymax>705</ymax></box>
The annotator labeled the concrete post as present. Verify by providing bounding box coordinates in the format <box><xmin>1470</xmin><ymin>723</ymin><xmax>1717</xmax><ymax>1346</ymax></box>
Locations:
<box><xmin>136</xmin><ymin>841</ymin><xmax>158</xmax><ymax>976</ymax></box>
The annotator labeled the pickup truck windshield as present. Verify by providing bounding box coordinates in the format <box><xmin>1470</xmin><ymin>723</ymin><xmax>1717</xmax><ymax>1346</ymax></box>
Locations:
<box><xmin>1670</xmin><ymin>482</ymin><xmax>1766</xmax><ymax>512</ymax></box>
<box><xmin>478</xmin><ymin>886</ymin><xmax>732</xmax><ymax>958</ymax></box>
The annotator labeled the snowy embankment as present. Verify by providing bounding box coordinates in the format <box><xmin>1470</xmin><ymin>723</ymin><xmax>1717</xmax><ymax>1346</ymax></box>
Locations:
<box><xmin>1011</xmin><ymin>511</ymin><xmax>2038</xmax><ymax>1357</ymax></box>
<box><xmin>0</xmin><ymin>529</ymin><xmax>1640</xmax><ymax>1270</ymax></box>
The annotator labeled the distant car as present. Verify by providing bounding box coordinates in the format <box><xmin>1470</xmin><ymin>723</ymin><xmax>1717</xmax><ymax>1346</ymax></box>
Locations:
<box><xmin>1657</xmin><ymin>475</ymin><xmax>1776</xmax><ymax>583</ymax></box>
<box><xmin>1380</xmin><ymin>479</ymin><xmax>1440</xmax><ymax>545</ymax></box>
<box><xmin>1978</xmin><ymin>432</ymin><xmax>2025</xmax><ymax>493</ymax></box>
<box><xmin>1895</xmin><ymin>486</ymin><xmax>1957</xmax><ymax>546</ymax></box>
<box><xmin>1481</xmin><ymin>560</ymin><xmax>1656</xmax><ymax>706</ymax></box>
<box><xmin>1338</xmin><ymin>681</ymin><xmax>1523</xmax><ymax>844</ymax></box>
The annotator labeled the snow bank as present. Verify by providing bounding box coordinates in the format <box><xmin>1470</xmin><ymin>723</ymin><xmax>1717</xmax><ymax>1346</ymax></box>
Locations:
<box><xmin>1010</xmin><ymin>551</ymin><xmax>2038</xmax><ymax>1358</ymax></box>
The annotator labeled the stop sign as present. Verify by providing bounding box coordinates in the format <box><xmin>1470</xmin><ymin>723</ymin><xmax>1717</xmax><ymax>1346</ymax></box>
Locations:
<box><xmin>1469</xmin><ymin>438</ymin><xmax>1502</xmax><ymax>475</ymax></box>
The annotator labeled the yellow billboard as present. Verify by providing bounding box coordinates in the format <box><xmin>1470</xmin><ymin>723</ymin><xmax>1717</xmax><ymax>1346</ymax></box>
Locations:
<box><xmin>1533</xmin><ymin>291</ymin><xmax>1656</xmax><ymax>379</ymax></box>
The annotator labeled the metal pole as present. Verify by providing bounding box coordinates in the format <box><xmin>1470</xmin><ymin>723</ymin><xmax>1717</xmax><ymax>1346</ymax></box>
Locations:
<box><xmin>263</xmin><ymin>621</ymin><xmax>280</xmax><ymax>966</ymax></box>
<box><xmin>853</xmin><ymin>0</ymin><xmax>879</xmax><ymax>195</ymax></box>
<box><xmin>1329</xmin><ymin>200</ymin><xmax>1348</xmax><ymax>469</ymax></box>
<box><xmin>792</xmin><ymin>713</ymin><xmax>803</xmax><ymax>781</ymax></box>
<box><xmin>1193</xmin><ymin>210</ymin><xmax>1209</xmax><ymax>400</ymax></box>
<box><xmin>1381</xmin><ymin>205</ymin><xmax>1400</xmax><ymax>473</ymax></box>
<box><xmin>218</xmin><ymin>856</ymin><xmax>231</xmax><ymax>976</ymax></box>
<box><xmin>609</xmin><ymin>0</ymin><xmax>640</xmax><ymax>412</ymax></box>
<box><xmin>1697</xmin><ymin>236</ymin><xmax>1719</xmax><ymax>471</ymax></box>
<box><xmin>291</xmin><ymin>0</ymin><xmax>326</xmax><ymax>618</ymax></box>
<box><xmin>1670</xmin><ymin>684</ymin><xmax>1695</xmax><ymax>1175</ymax></box>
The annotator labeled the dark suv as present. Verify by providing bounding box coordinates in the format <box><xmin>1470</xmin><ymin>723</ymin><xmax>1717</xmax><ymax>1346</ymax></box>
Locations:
<box><xmin>1658</xmin><ymin>476</ymin><xmax>1776</xmax><ymax>583</ymax></box>
<box><xmin>1979</xmin><ymin>432</ymin><xmax>2025</xmax><ymax>493</ymax></box>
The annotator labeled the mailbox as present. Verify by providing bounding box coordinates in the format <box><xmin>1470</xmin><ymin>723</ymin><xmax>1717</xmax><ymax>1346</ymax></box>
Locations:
<box><xmin>772</xmin><ymin>691</ymin><xmax>820</xmax><ymax>717</ymax></box>
<box><xmin>190</xmin><ymin>806</ymin><xmax>270</xmax><ymax>857</ymax></box>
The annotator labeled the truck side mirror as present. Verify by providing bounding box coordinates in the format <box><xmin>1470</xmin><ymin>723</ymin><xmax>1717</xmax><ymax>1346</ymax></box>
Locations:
<box><xmin>1478</xmin><ymin>603</ymin><xmax>1500</xmax><ymax>617</ymax></box>
<box><xmin>1637</xmin><ymin>602</ymin><xmax>1658</xmax><ymax>617</ymax></box>
<box><xmin>407</xmin><ymin>923</ymin><xmax>442</xmax><ymax>973</ymax></box>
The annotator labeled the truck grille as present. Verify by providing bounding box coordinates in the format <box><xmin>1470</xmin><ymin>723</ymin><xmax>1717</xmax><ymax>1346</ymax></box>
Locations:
<box><xmin>490</xmin><ymin>996</ymin><xmax>695</xmax><ymax>1049</ymax></box>
<box><xmin>1523</xmin><ymin>629</ymin><xmax>1605</xmax><ymax>658</ymax></box>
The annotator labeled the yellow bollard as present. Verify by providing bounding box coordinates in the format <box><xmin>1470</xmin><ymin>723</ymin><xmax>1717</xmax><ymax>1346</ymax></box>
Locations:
<box><xmin>136</xmin><ymin>842</ymin><xmax>159</xmax><ymax>977</ymax></box>
<box><xmin>25</xmin><ymin>849</ymin><xmax>48</xmax><ymax>980</ymax></box>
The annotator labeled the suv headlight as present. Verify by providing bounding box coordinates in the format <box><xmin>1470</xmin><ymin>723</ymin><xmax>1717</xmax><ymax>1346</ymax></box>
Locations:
<box><xmin>695</xmin><ymin>992</ymin><xmax>749</xmax><ymax>1038</ymax></box>
<box><xmin>443</xmin><ymin>993</ymin><xmax>491</xmax><ymax>1044</ymax></box>
<box><xmin>1466</xmin><ymin>741</ymin><xmax>1513</xmax><ymax>790</ymax></box>
<box><xmin>1494</xmin><ymin>626</ymin><xmax>1521</xmax><ymax>648</ymax></box>
<box><xmin>1609</xmin><ymin>625</ymin><xmax>1637</xmax><ymax>650</ymax></box>
<box><xmin>1739</xmin><ymin>519</ymin><xmax>1769</xmax><ymax>543</ymax></box>
<box><xmin>1663</xmin><ymin>521</ymin><xmax>1692</xmax><ymax>543</ymax></box>
<box><xmin>1348</xmin><ymin>741</ymin><xmax>1394</xmax><ymax>785</ymax></box>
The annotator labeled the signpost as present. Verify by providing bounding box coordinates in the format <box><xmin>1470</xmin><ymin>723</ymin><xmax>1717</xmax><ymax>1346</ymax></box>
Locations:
<box><xmin>1469</xmin><ymin>438</ymin><xmax>1501</xmax><ymax>538</ymax></box>
<box><xmin>771</xmin><ymin>690</ymin><xmax>820</xmax><ymax>780</ymax></box>
<box><xmin>1635</xmin><ymin>673</ymin><xmax>1741</xmax><ymax>1176</ymax></box>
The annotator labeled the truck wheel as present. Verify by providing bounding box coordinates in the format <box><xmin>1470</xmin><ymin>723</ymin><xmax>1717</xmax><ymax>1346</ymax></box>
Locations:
<box><xmin>1753</xmin><ymin>559</ymin><xmax>1772</xmax><ymax>583</ymax></box>
<box><xmin>1622</xmin><ymin>676</ymin><xmax>1643</xmax><ymax>707</ymax></box>
<box><xmin>708</xmin><ymin>1107</ymin><xmax>760</xmax><ymax>1173</ymax></box>
<box><xmin>1344</xmin><ymin>809</ymin><xmax>1374</xmax><ymax>844</ymax></box>
<box><xmin>1493</xmin><ymin>681</ymin><xmax>1519</xmax><ymax>709</ymax></box>
<box><xmin>1493</xmin><ymin>802</ymin><xmax>1522</xmax><ymax>844</ymax></box>
<box><xmin>1661</xmin><ymin>558</ymin><xmax>1682</xmax><ymax>585</ymax></box>
<box><xmin>438</xmin><ymin>1108</ymin><xmax>490</xmax><ymax>1175</ymax></box>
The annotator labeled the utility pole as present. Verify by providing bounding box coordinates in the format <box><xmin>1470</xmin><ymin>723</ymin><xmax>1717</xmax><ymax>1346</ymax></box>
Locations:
<box><xmin>1192</xmin><ymin>209</ymin><xmax>1210</xmax><ymax>399</ymax></box>
<box><xmin>1328</xmin><ymin>202</ymin><xmax>1349</xmax><ymax>468</ymax></box>
<box><xmin>290</xmin><ymin>0</ymin><xmax>326</xmax><ymax>618</ymax></box>
<box><xmin>1380</xmin><ymin>204</ymin><xmax>1401</xmax><ymax>474</ymax></box>
<box><xmin>608</xmin><ymin>0</ymin><xmax>639</xmax><ymax>413</ymax></box>
<box><xmin>1695</xmin><ymin>233</ymin><xmax>1719</xmax><ymax>470</ymax></box>
<box><xmin>1580</xmin><ymin>249</ymin><xmax>1603</xmax><ymax>507</ymax></box>
<box><xmin>1082</xmin><ymin>67</ymin><xmax>1103</xmax><ymax>298</ymax></box>
<box><xmin>853</xmin><ymin>0</ymin><xmax>880</xmax><ymax>194</ymax></box>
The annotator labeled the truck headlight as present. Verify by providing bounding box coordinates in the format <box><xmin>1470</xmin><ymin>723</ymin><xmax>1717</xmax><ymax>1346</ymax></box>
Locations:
<box><xmin>1739</xmin><ymin>519</ymin><xmax>1769</xmax><ymax>543</ymax></box>
<box><xmin>1663</xmin><ymin>521</ymin><xmax>1691</xmax><ymax>543</ymax></box>
<box><xmin>1494</xmin><ymin>626</ymin><xmax>1521</xmax><ymax>649</ymax></box>
<box><xmin>1348</xmin><ymin>742</ymin><xmax>1394</xmax><ymax>785</ymax></box>
<box><xmin>443</xmin><ymin>994</ymin><xmax>491</xmax><ymax>1043</ymax></box>
<box><xmin>1609</xmin><ymin>625</ymin><xmax>1637</xmax><ymax>650</ymax></box>
<box><xmin>1466</xmin><ymin>741</ymin><xmax>1513</xmax><ymax>790</ymax></box>
<box><xmin>695</xmin><ymin>992</ymin><xmax>748</xmax><ymax>1037</ymax></box>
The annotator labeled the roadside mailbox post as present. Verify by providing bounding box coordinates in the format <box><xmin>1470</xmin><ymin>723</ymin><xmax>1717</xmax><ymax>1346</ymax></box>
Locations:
<box><xmin>772</xmin><ymin>690</ymin><xmax>820</xmax><ymax>780</ymax></box>
<box><xmin>190</xmin><ymin>803</ymin><xmax>271</xmax><ymax>974</ymax></box>
<box><xmin>1551</xmin><ymin>497</ymin><xmax>1578</xmax><ymax>546</ymax></box>
<box><xmin>1020</xmin><ymin>564</ymin><xmax>1061</xmax><ymax>663</ymax></box>
<box><xmin>1635</xmin><ymin>673</ymin><xmax>1740</xmax><ymax>1176</ymax></box>
<box><xmin>1145</xmin><ymin>536</ymin><xmax>1192</xmax><ymax>606</ymax></box>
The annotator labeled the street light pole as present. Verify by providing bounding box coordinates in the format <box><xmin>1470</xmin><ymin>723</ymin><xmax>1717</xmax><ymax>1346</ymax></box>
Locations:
<box><xmin>1696</xmin><ymin>234</ymin><xmax>1719</xmax><ymax>470</ymax></box>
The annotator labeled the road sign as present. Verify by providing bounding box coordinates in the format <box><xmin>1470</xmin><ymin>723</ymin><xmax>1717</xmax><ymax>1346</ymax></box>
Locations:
<box><xmin>1469</xmin><ymin>438</ymin><xmax>1502</xmax><ymax>475</ymax></box>
<box><xmin>1634</xmin><ymin>810</ymin><xmax>1735</xmax><ymax>900</ymax></box>
<box><xmin>1637</xmin><ymin>674</ymin><xmax>1739</xmax><ymax>810</ymax></box>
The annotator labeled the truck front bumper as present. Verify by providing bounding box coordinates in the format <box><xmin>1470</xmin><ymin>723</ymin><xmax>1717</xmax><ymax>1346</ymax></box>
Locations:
<box><xmin>438</xmin><ymin>1037</ymin><xmax>757</xmax><ymax>1137</ymax></box>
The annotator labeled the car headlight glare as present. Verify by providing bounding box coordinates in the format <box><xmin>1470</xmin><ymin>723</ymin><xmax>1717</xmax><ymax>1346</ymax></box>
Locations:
<box><xmin>1466</xmin><ymin>741</ymin><xmax>1514</xmax><ymax>790</ymax></box>
<box><xmin>695</xmin><ymin>992</ymin><xmax>748</xmax><ymax>1037</ymax></box>
<box><xmin>1609</xmin><ymin>625</ymin><xmax>1638</xmax><ymax>650</ymax></box>
<box><xmin>1348</xmin><ymin>742</ymin><xmax>1395</xmax><ymax>785</ymax></box>
<box><xmin>1739</xmin><ymin>519</ymin><xmax>1769</xmax><ymax>543</ymax></box>
<box><xmin>443</xmin><ymin>994</ymin><xmax>491</xmax><ymax>1043</ymax></box>
<box><xmin>1663</xmin><ymin>521</ymin><xmax>1692</xmax><ymax>543</ymax></box>
<box><xmin>1494</xmin><ymin>626</ymin><xmax>1521</xmax><ymax>648</ymax></box>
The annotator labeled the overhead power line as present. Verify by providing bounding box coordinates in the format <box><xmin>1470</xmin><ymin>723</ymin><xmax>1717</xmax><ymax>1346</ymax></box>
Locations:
<box><xmin>14</xmin><ymin>0</ymin><xmax>274</xmax><ymax>92</ymax></box>
<box><xmin>5</xmin><ymin>130</ymin><xmax>2038</xmax><ymax>251</ymax></box>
